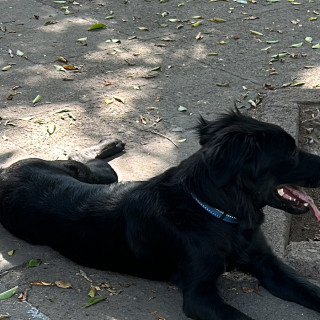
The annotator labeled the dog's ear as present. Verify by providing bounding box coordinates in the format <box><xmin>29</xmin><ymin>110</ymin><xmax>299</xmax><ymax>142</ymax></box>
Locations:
<box><xmin>205</xmin><ymin>133</ymin><xmax>262</xmax><ymax>188</ymax></box>
<box><xmin>197</xmin><ymin>116</ymin><xmax>212</xmax><ymax>145</ymax></box>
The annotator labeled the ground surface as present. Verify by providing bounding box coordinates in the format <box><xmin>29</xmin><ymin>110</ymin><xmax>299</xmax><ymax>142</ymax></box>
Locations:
<box><xmin>1</xmin><ymin>0</ymin><xmax>320</xmax><ymax>319</ymax></box>
<box><xmin>290</xmin><ymin>104</ymin><xmax>320</xmax><ymax>242</ymax></box>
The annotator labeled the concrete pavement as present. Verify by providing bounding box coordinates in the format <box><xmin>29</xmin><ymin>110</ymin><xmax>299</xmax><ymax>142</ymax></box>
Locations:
<box><xmin>1</xmin><ymin>0</ymin><xmax>320</xmax><ymax>319</ymax></box>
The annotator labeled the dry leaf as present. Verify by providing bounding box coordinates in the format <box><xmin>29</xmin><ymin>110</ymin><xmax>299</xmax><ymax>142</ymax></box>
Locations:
<box><xmin>30</xmin><ymin>281</ymin><xmax>54</xmax><ymax>286</ymax></box>
<box><xmin>88</xmin><ymin>286</ymin><xmax>96</xmax><ymax>298</ymax></box>
<box><xmin>242</xmin><ymin>287</ymin><xmax>254</xmax><ymax>293</ymax></box>
<box><xmin>2</xmin><ymin>65</ymin><xmax>12</xmax><ymax>71</ymax></box>
<box><xmin>55</xmin><ymin>281</ymin><xmax>72</xmax><ymax>289</ymax></box>
<box><xmin>47</xmin><ymin>123</ymin><xmax>56</xmax><ymax>135</ymax></box>
<box><xmin>114</xmin><ymin>96</ymin><xmax>125</xmax><ymax>103</ymax></box>
<box><xmin>140</xmin><ymin>115</ymin><xmax>147</xmax><ymax>125</ymax></box>
<box><xmin>18</xmin><ymin>289</ymin><xmax>28</xmax><ymax>301</ymax></box>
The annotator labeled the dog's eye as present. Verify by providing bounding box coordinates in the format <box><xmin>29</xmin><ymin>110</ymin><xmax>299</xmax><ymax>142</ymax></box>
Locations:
<box><xmin>291</xmin><ymin>149</ymin><xmax>297</xmax><ymax>159</ymax></box>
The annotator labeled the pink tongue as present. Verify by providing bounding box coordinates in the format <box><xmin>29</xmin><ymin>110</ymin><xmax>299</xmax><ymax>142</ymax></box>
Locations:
<box><xmin>285</xmin><ymin>186</ymin><xmax>320</xmax><ymax>222</ymax></box>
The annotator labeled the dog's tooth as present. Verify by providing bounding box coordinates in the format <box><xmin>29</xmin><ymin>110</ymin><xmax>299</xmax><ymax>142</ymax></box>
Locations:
<box><xmin>304</xmin><ymin>203</ymin><xmax>309</xmax><ymax>207</ymax></box>
<box><xmin>277</xmin><ymin>188</ymin><xmax>285</xmax><ymax>197</ymax></box>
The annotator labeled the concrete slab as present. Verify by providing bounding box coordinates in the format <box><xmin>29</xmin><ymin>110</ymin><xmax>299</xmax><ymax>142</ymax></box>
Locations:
<box><xmin>1</xmin><ymin>0</ymin><xmax>320</xmax><ymax>319</ymax></box>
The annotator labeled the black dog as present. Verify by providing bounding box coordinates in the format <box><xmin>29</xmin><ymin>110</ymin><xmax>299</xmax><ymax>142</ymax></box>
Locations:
<box><xmin>1</xmin><ymin>111</ymin><xmax>320</xmax><ymax>320</ymax></box>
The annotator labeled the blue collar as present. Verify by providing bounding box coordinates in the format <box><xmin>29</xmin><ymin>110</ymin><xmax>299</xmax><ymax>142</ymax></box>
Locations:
<box><xmin>191</xmin><ymin>193</ymin><xmax>238</xmax><ymax>224</ymax></box>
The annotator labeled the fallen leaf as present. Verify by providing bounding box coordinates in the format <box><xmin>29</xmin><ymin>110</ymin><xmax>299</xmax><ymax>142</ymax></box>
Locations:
<box><xmin>77</xmin><ymin>37</ymin><xmax>87</xmax><ymax>42</ymax></box>
<box><xmin>242</xmin><ymin>287</ymin><xmax>254</xmax><ymax>294</ymax></box>
<box><xmin>310</xmin><ymin>17</ymin><xmax>318</xmax><ymax>21</ymax></box>
<box><xmin>248</xmin><ymin>100</ymin><xmax>257</xmax><ymax>108</ymax></box>
<box><xmin>7</xmin><ymin>250</ymin><xmax>15</xmax><ymax>256</ymax></box>
<box><xmin>54</xmin><ymin>65</ymin><xmax>65</xmax><ymax>71</ymax></box>
<box><xmin>88</xmin><ymin>286</ymin><xmax>96</xmax><ymax>298</ymax></box>
<box><xmin>32</xmin><ymin>95</ymin><xmax>42</xmax><ymax>104</ymax></box>
<box><xmin>44</xmin><ymin>21</ymin><xmax>57</xmax><ymax>26</ymax></box>
<box><xmin>305</xmin><ymin>37</ymin><xmax>313</xmax><ymax>43</ymax></box>
<box><xmin>28</xmin><ymin>259</ymin><xmax>41</xmax><ymax>267</ymax></box>
<box><xmin>18</xmin><ymin>289</ymin><xmax>28</xmax><ymax>301</ymax></box>
<box><xmin>250</xmin><ymin>30</ymin><xmax>263</xmax><ymax>36</ymax></box>
<box><xmin>16</xmin><ymin>50</ymin><xmax>24</xmax><ymax>57</ymax></box>
<box><xmin>216</xmin><ymin>41</ymin><xmax>227</xmax><ymax>45</ymax></box>
<box><xmin>83</xmin><ymin>296</ymin><xmax>107</xmax><ymax>308</ymax></box>
<box><xmin>4</xmin><ymin>121</ymin><xmax>16</xmax><ymax>127</ymax></box>
<box><xmin>192</xmin><ymin>21</ymin><xmax>203</xmax><ymax>27</ymax></box>
<box><xmin>88</xmin><ymin>23</ymin><xmax>106</xmax><ymax>31</ymax></box>
<box><xmin>151</xmin><ymin>66</ymin><xmax>161</xmax><ymax>72</ymax></box>
<box><xmin>47</xmin><ymin>123</ymin><xmax>56</xmax><ymax>135</ymax></box>
<box><xmin>138</xmin><ymin>27</ymin><xmax>149</xmax><ymax>31</ymax></box>
<box><xmin>56</xmin><ymin>108</ymin><xmax>72</xmax><ymax>113</ymax></box>
<box><xmin>62</xmin><ymin>65</ymin><xmax>78</xmax><ymax>70</ymax></box>
<box><xmin>271</xmin><ymin>52</ymin><xmax>288</xmax><ymax>59</ymax></box>
<box><xmin>55</xmin><ymin>281</ymin><xmax>72</xmax><ymax>289</ymax></box>
<box><xmin>178</xmin><ymin>139</ymin><xmax>186</xmax><ymax>143</ymax></box>
<box><xmin>243</xmin><ymin>16</ymin><xmax>259</xmax><ymax>20</ymax></box>
<box><xmin>77</xmin><ymin>270</ymin><xmax>93</xmax><ymax>282</ymax></box>
<box><xmin>0</xmin><ymin>286</ymin><xmax>18</xmax><ymax>300</ymax></box>
<box><xmin>140</xmin><ymin>115</ymin><xmax>147</xmax><ymax>124</ymax></box>
<box><xmin>216</xmin><ymin>83</ymin><xmax>229</xmax><ymax>87</ymax></box>
<box><xmin>2</xmin><ymin>65</ymin><xmax>12</xmax><ymax>71</ymax></box>
<box><xmin>195</xmin><ymin>32</ymin><xmax>203</xmax><ymax>40</ymax></box>
<box><xmin>178</xmin><ymin>106</ymin><xmax>187</xmax><ymax>112</ymax></box>
<box><xmin>312</xmin><ymin>43</ymin><xmax>320</xmax><ymax>49</ymax></box>
<box><xmin>290</xmin><ymin>81</ymin><xmax>305</xmax><ymax>87</ymax></box>
<box><xmin>0</xmin><ymin>314</ymin><xmax>10</xmax><ymax>319</ymax></box>
<box><xmin>114</xmin><ymin>96</ymin><xmax>125</xmax><ymax>103</ymax></box>
<box><xmin>290</xmin><ymin>42</ymin><xmax>303</xmax><ymax>48</ymax></box>
<box><xmin>30</xmin><ymin>281</ymin><xmax>54</xmax><ymax>286</ymax></box>
<box><xmin>105</xmin><ymin>39</ymin><xmax>121</xmax><ymax>43</ymax></box>
<box><xmin>105</xmin><ymin>99</ymin><xmax>114</xmax><ymax>105</ymax></box>
<box><xmin>266</xmin><ymin>40</ymin><xmax>279</xmax><ymax>44</ymax></box>
<box><xmin>209</xmin><ymin>18</ymin><xmax>226</xmax><ymax>22</ymax></box>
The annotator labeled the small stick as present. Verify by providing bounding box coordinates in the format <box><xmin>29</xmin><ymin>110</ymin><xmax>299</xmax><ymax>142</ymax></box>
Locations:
<box><xmin>127</xmin><ymin>124</ymin><xmax>178</xmax><ymax>148</ymax></box>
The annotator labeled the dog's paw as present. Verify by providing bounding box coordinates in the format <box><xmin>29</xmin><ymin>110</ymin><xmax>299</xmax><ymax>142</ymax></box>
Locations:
<box><xmin>68</xmin><ymin>139</ymin><xmax>125</xmax><ymax>163</ymax></box>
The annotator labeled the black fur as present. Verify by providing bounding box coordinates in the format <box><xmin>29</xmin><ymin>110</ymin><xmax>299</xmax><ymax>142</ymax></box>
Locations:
<box><xmin>1</xmin><ymin>112</ymin><xmax>320</xmax><ymax>320</ymax></box>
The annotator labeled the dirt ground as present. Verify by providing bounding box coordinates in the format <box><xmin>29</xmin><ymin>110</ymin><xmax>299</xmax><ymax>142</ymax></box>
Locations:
<box><xmin>290</xmin><ymin>104</ymin><xmax>320</xmax><ymax>242</ymax></box>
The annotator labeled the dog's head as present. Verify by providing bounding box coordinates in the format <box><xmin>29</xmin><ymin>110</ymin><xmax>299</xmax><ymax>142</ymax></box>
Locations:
<box><xmin>194</xmin><ymin>111</ymin><xmax>320</xmax><ymax>221</ymax></box>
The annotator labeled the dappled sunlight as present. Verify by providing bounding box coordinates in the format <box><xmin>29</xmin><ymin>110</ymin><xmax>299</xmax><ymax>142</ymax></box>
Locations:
<box><xmin>38</xmin><ymin>17</ymin><xmax>98</xmax><ymax>34</ymax></box>
<box><xmin>0</xmin><ymin>252</ymin><xmax>11</xmax><ymax>270</ymax></box>
<box><xmin>297</xmin><ymin>66</ymin><xmax>320</xmax><ymax>88</ymax></box>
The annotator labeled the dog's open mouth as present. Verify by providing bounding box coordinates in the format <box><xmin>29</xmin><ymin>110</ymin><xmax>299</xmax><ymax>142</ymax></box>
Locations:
<box><xmin>276</xmin><ymin>186</ymin><xmax>320</xmax><ymax>221</ymax></box>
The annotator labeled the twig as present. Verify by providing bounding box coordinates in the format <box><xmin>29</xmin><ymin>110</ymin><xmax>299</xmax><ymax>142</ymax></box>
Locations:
<box><xmin>127</xmin><ymin>124</ymin><xmax>178</xmax><ymax>148</ymax></box>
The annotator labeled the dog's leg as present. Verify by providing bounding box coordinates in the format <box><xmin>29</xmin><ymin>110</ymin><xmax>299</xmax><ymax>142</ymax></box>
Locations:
<box><xmin>68</xmin><ymin>139</ymin><xmax>125</xmax><ymax>163</ymax></box>
<box><xmin>63</xmin><ymin>139</ymin><xmax>125</xmax><ymax>184</ymax></box>
<box><xmin>180</xmin><ymin>259</ymin><xmax>253</xmax><ymax>320</ymax></box>
<box><xmin>245</xmin><ymin>232</ymin><xmax>320</xmax><ymax>313</ymax></box>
